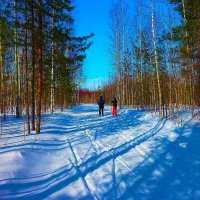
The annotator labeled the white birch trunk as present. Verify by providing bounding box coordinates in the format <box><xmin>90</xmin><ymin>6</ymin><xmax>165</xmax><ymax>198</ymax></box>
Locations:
<box><xmin>150</xmin><ymin>0</ymin><xmax>162</xmax><ymax>120</ymax></box>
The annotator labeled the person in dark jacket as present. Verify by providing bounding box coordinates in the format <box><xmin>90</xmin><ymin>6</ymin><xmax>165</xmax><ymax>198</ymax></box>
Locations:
<box><xmin>111</xmin><ymin>97</ymin><xmax>117</xmax><ymax>116</ymax></box>
<box><xmin>97</xmin><ymin>96</ymin><xmax>105</xmax><ymax>116</ymax></box>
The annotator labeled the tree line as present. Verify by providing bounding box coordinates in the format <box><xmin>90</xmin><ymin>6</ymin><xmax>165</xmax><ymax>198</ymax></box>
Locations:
<box><xmin>81</xmin><ymin>0</ymin><xmax>200</xmax><ymax>122</ymax></box>
<box><xmin>0</xmin><ymin>0</ymin><xmax>93</xmax><ymax>134</ymax></box>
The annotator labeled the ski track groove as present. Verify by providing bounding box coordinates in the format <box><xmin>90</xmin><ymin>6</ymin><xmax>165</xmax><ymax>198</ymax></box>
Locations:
<box><xmin>83</xmin><ymin>116</ymin><xmax>135</xmax><ymax>176</ymax></box>
<box><xmin>74</xmin><ymin>109</ymin><xmax>161</xmax><ymax>175</ymax></box>
<box><xmin>64</xmin><ymin>110</ymin><xmax>136</xmax><ymax>199</ymax></box>
<box><xmin>66</xmin><ymin>138</ymin><xmax>94</xmax><ymax>200</ymax></box>
<box><xmin>69</xmin><ymin>109</ymin><xmax>164</xmax><ymax>199</ymax></box>
<box><xmin>0</xmin><ymin>106</ymin><xmax>170</xmax><ymax>200</ymax></box>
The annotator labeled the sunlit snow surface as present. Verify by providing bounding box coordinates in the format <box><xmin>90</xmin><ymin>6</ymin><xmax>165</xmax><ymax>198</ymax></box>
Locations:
<box><xmin>0</xmin><ymin>104</ymin><xmax>200</xmax><ymax>200</ymax></box>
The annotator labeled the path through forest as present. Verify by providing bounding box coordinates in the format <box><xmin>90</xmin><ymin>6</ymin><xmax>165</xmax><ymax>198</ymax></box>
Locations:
<box><xmin>0</xmin><ymin>104</ymin><xmax>200</xmax><ymax>200</ymax></box>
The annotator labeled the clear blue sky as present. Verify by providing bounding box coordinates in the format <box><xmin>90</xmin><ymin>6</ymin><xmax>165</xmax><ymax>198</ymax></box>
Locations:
<box><xmin>74</xmin><ymin>0</ymin><xmax>113</xmax><ymax>90</ymax></box>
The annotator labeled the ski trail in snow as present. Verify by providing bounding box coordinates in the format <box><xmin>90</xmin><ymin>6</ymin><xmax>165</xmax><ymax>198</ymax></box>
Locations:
<box><xmin>75</xmin><ymin>110</ymin><xmax>163</xmax><ymax>199</ymax></box>
<box><xmin>84</xmin><ymin>121</ymin><xmax>134</xmax><ymax>175</ymax></box>
<box><xmin>63</xmin><ymin>109</ymin><xmax>136</xmax><ymax>198</ymax></box>
<box><xmin>67</xmin><ymin>138</ymin><xmax>94</xmax><ymax>200</ymax></box>
<box><xmin>80</xmin><ymin>109</ymin><xmax>162</xmax><ymax>179</ymax></box>
<box><xmin>83</xmin><ymin>115</ymin><xmax>134</xmax><ymax>174</ymax></box>
<box><xmin>2</xmin><ymin>105</ymin><xmax>198</xmax><ymax>199</ymax></box>
<box><xmin>74</xmin><ymin>113</ymin><xmax>137</xmax><ymax>199</ymax></box>
<box><xmin>94</xmin><ymin>138</ymin><xmax>135</xmax><ymax>176</ymax></box>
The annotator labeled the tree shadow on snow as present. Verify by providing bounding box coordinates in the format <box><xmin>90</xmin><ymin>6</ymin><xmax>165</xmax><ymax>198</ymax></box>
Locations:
<box><xmin>103</xmin><ymin>119</ymin><xmax>200</xmax><ymax>200</ymax></box>
<box><xmin>2</xmin><ymin>105</ymin><xmax>199</xmax><ymax>200</ymax></box>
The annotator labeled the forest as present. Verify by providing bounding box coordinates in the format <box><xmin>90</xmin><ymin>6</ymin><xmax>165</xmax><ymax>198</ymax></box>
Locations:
<box><xmin>0</xmin><ymin>0</ymin><xmax>93</xmax><ymax>134</ymax></box>
<box><xmin>0</xmin><ymin>0</ymin><xmax>200</xmax><ymax>199</ymax></box>
<box><xmin>81</xmin><ymin>0</ymin><xmax>200</xmax><ymax>122</ymax></box>
<box><xmin>0</xmin><ymin>0</ymin><xmax>200</xmax><ymax>136</ymax></box>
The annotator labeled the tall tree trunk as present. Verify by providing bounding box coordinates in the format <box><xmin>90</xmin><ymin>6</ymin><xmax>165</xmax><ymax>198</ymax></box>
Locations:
<box><xmin>14</xmin><ymin>0</ymin><xmax>20</xmax><ymax>118</ymax></box>
<box><xmin>36</xmin><ymin>0</ymin><xmax>43</xmax><ymax>134</ymax></box>
<box><xmin>0</xmin><ymin>23</ymin><xmax>3</xmax><ymax>116</ymax></box>
<box><xmin>31</xmin><ymin>0</ymin><xmax>35</xmax><ymax>130</ymax></box>
<box><xmin>51</xmin><ymin>3</ymin><xmax>55</xmax><ymax>114</ymax></box>
<box><xmin>25</xmin><ymin>0</ymin><xmax>30</xmax><ymax>134</ymax></box>
<box><xmin>168</xmin><ymin>13</ymin><xmax>176</xmax><ymax>121</ymax></box>
<box><xmin>150</xmin><ymin>0</ymin><xmax>162</xmax><ymax>120</ymax></box>
<box><xmin>121</xmin><ymin>0</ymin><xmax>125</xmax><ymax>107</ymax></box>
<box><xmin>182</xmin><ymin>0</ymin><xmax>195</xmax><ymax>117</ymax></box>
<box><xmin>139</xmin><ymin>0</ymin><xmax>144</xmax><ymax>109</ymax></box>
<box><xmin>169</xmin><ymin>56</ymin><xmax>173</xmax><ymax>120</ymax></box>
<box><xmin>112</xmin><ymin>2</ymin><xmax>122</xmax><ymax>108</ymax></box>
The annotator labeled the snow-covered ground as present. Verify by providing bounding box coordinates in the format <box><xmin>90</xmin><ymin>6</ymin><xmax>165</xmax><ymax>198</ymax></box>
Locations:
<box><xmin>0</xmin><ymin>104</ymin><xmax>200</xmax><ymax>200</ymax></box>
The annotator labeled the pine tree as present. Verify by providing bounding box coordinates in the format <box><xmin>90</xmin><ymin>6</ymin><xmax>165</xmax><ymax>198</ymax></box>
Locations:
<box><xmin>0</xmin><ymin>0</ymin><xmax>93</xmax><ymax>134</ymax></box>
<box><xmin>170</xmin><ymin>0</ymin><xmax>200</xmax><ymax>113</ymax></box>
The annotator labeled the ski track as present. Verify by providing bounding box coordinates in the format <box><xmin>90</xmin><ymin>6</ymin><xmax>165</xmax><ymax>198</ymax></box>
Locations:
<box><xmin>64</xmin><ymin>107</ymin><xmax>165</xmax><ymax>199</ymax></box>
<box><xmin>0</xmin><ymin>107</ymin><xmax>165</xmax><ymax>199</ymax></box>
<box><xmin>0</xmin><ymin>104</ymin><xmax>199</xmax><ymax>200</ymax></box>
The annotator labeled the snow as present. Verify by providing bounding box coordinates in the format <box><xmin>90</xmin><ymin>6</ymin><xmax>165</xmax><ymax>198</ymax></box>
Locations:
<box><xmin>0</xmin><ymin>104</ymin><xmax>200</xmax><ymax>200</ymax></box>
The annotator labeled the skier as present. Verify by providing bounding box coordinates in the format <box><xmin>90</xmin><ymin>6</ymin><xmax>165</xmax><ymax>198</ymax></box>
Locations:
<box><xmin>111</xmin><ymin>97</ymin><xmax>117</xmax><ymax>116</ymax></box>
<box><xmin>97</xmin><ymin>96</ymin><xmax>105</xmax><ymax>116</ymax></box>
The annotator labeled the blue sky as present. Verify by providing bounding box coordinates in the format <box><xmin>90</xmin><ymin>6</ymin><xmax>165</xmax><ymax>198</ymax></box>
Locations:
<box><xmin>73</xmin><ymin>0</ymin><xmax>179</xmax><ymax>90</ymax></box>
<box><xmin>74</xmin><ymin>0</ymin><xmax>113</xmax><ymax>90</ymax></box>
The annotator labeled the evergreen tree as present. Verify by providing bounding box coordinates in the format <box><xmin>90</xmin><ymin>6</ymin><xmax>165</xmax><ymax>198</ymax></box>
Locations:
<box><xmin>0</xmin><ymin>0</ymin><xmax>93</xmax><ymax>133</ymax></box>
<box><xmin>170</xmin><ymin>0</ymin><xmax>200</xmax><ymax>107</ymax></box>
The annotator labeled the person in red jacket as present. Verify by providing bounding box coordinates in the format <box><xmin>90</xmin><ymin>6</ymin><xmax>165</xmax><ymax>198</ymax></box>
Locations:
<box><xmin>111</xmin><ymin>97</ymin><xmax>117</xmax><ymax>116</ymax></box>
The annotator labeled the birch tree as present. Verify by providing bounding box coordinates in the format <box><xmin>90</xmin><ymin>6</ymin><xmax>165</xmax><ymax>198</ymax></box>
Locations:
<box><xmin>150</xmin><ymin>0</ymin><xmax>162</xmax><ymax>120</ymax></box>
